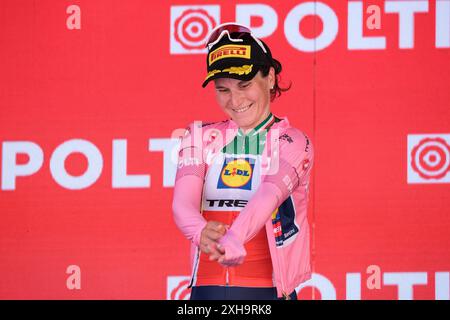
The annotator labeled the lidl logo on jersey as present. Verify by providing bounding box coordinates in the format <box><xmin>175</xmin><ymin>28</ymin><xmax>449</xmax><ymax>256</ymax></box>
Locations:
<box><xmin>217</xmin><ymin>157</ymin><xmax>254</xmax><ymax>190</ymax></box>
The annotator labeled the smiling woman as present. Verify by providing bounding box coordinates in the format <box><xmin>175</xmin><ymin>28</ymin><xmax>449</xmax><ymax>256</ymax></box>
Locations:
<box><xmin>214</xmin><ymin>73</ymin><xmax>273</xmax><ymax>133</ymax></box>
<box><xmin>172</xmin><ymin>23</ymin><xmax>314</xmax><ymax>300</ymax></box>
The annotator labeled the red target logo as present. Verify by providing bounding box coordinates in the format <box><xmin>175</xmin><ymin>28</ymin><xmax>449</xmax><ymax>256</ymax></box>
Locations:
<box><xmin>408</xmin><ymin>135</ymin><xmax>450</xmax><ymax>183</ymax></box>
<box><xmin>166</xmin><ymin>276</ymin><xmax>191</xmax><ymax>300</ymax></box>
<box><xmin>170</xmin><ymin>6</ymin><xmax>219</xmax><ymax>54</ymax></box>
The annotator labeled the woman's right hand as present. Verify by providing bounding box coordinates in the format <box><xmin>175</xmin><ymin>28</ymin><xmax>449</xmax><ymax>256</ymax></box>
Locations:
<box><xmin>199</xmin><ymin>221</ymin><xmax>228</xmax><ymax>257</ymax></box>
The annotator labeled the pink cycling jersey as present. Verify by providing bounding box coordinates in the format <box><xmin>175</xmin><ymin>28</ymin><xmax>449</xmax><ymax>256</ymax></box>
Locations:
<box><xmin>172</xmin><ymin>114</ymin><xmax>314</xmax><ymax>298</ymax></box>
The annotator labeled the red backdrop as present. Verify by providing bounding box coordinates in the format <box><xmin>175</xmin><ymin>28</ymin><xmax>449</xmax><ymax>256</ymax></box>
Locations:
<box><xmin>0</xmin><ymin>0</ymin><xmax>449</xmax><ymax>299</ymax></box>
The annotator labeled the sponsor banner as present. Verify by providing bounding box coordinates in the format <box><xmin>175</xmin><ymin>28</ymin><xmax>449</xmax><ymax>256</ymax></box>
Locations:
<box><xmin>168</xmin><ymin>271</ymin><xmax>450</xmax><ymax>300</ymax></box>
<box><xmin>0</xmin><ymin>0</ymin><xmax>448</xmax><ymax>299</ymax></box>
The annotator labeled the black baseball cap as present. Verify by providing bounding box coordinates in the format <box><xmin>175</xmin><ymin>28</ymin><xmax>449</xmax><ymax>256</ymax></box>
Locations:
<box><xmin>202</xmin><ymin>32</ymin><xmax>274</xmax><ymax>88</ymax></box>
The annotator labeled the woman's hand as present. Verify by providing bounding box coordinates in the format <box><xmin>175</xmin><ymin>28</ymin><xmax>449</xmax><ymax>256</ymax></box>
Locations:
<box><xmin>199</xmin><ymin>221</ymin><xmax>227</xmax><ymax>258</ymax></box>
<box><xmin>199</xmin><ymin>222</ymin><xmax>247</xmax><ymax>266</ymax></box>
<box><xmin>216</xmin><ymin>229</ymin><xmax>247</xmax><ymax>266</ymax></box>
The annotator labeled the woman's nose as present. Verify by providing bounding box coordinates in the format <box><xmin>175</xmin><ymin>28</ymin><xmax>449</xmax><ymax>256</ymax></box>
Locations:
<box><xmin>230</xmin><ymin>91</ymin><xmax>244</xmax><ymax>108</ymax></box>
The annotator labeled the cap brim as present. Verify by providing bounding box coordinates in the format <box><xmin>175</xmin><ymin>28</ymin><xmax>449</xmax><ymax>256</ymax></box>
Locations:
<box><xmin>202</xmin><ymin>65</ymin><xmax>260</xmax><ymax>88</ymax></box>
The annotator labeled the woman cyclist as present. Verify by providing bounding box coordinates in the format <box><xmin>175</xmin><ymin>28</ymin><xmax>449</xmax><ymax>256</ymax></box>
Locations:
<box><xmin>172</xmin><ymin>23</ymin><xmax>314</xmax><ymax>300</ymax></box>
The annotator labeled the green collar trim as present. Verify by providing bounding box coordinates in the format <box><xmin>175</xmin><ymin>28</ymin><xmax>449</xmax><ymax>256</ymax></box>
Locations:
<box><xmin>237</xmin><ymin>112</ymin><xmax>274</xmax><ymax>137</ymax></box>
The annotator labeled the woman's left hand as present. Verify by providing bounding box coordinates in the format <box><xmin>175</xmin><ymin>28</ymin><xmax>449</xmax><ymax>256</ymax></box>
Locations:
<box><xmin>214</xmin><ymin>229</ymin><xmax>247</xmax><ymax>266</ymax></box>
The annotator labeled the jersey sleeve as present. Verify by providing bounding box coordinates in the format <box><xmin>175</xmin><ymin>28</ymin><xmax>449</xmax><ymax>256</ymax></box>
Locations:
<box><xmin>172</xmin><ymin>123</ymin><xmax>207</xmax><ymax>247</ymax></box>
<box><xmin>175</xmin><ymin>122</ymin><xmax>206</xmax><ymax>182</ymax></box>
<box><xmin>227</xmin><ymin>129</ymin><xmax>314</xmax><ymax>244</ymax></box>
<box><xmin>263</xmin><ymin>128</ymin><xmax>314</xmax><ymax>199</ymax></box>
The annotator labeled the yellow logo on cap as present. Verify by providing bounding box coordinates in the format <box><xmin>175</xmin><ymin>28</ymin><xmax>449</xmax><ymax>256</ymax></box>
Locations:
<box><xmin>204</xmin><ymin>65</ymin><xmax>253</xmax><ymax>81</ymax></box>
<box><xmin>209</xmin><ymin>45</ymin><xmax>251</xmax><ymax>66</ymax></box>
<box><xmin>205</xmin><ymin>69</ymin><xmax>221</xmax><ymax>80</ymax></box>
<box><xmin>220</xmin><ymin>159</ymin><xmax>253</xmax><ymax>188</ymax></box>
<box><xmin>222</xmin><ymin>64</ymin><xmax>253</xmax><ymax>76</ymax></box>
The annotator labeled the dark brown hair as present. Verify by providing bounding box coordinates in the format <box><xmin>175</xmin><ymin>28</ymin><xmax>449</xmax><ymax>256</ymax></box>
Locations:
<box><xmin>260</xmin><ymin>58</ymin><xmax>291</xmax><ymax>102</ymax></box>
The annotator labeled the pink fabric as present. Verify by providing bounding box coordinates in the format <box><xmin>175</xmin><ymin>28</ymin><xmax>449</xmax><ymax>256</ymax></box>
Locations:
<box><xmin>172</xmin><ymin>175</ymin><xmax>206</xmax><ymax>247</ymax></box>
<box><xmin>218</xmin><ymin>127</ymin><xmax>313</xmax><ymax>269</ymax></box>
<box><xmin>216</xmin><ymin>229</ymin><xmax>247</xmax><ymax>266</ymax></box>
<box><xmin>217</xmin><ymin>182</ymin><xmax>282</xmax><ymax>266</ymax></box>
<box><xmin>175</xmin><ymin>123</ymin><xmax>206</xmax><ymax>182</ymax></box>
<box><xmin>172</xmin><ymin>118</ymin><xmax>314</xmax><ymax>297</ymax></box>
<box><xmin>172</xmin><ymin>123</ymin><xmax>208</xmax><ymax>247</ymax></box>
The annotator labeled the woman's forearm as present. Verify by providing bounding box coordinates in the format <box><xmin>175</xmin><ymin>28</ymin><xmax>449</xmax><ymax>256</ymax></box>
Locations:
<box><xmin>172</xmin><ymin>175</ymin><xmax>207</xmax><ymax>246</ymax></box>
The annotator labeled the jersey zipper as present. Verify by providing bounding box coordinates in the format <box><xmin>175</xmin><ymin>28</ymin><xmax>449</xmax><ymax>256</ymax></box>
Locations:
<box><xmin>275</xmin><ymin>243</ymin><xmax>289</xmax><ymax>299</ymax></box>
<box><xmin>188</xmin><ymin>247</ymin><xmax>201</xmax><ymax>288</ymax></box>
<box><xmin>269</xmin><ymin>209</ymin><xmax>289</xmax><ymax>299</ymax></box>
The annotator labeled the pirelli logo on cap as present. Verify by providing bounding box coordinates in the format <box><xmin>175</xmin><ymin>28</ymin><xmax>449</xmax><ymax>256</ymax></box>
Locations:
<box><xmin>208</xmin><ymin>45</ymin><xmax>251</xmax><ymax>66</ymax></box>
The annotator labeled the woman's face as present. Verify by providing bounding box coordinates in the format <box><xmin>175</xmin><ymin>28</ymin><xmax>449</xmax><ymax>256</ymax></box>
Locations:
<box><xmin>214</xmin><ymin>68</ymin><xmax>275</xmax><ymax>132</ymax></box>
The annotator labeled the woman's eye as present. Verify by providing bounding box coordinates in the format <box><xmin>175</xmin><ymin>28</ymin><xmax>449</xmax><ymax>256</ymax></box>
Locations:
<box><xmin>240</xmin><ymin>83</ymin><xmax>250</xmax><ymax>88</ymax></box>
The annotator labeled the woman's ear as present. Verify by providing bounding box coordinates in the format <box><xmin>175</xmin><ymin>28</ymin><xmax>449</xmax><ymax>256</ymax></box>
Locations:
<box><xmin>269</xmin><ymin>67</ymin><xmax>275</xmax><ymax>89</ymax></box>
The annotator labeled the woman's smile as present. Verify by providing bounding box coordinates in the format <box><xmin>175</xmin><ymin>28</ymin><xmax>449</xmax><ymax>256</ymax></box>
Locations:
<box><xmin>232</xmin><ymin>103</ymin><xmax>253</xmax><ymax>113</ymax></box>
<box><xmin>214</xmin><ymin>69</ymin><xmax>275</xmax><ymax>132</ymax></box>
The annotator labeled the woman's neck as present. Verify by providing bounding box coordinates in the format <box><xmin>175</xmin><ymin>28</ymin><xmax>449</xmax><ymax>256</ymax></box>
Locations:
<box><xmin>240</xmin><ymin>110</ymin><xmax>272</xmax><ymax>134</ymax></box>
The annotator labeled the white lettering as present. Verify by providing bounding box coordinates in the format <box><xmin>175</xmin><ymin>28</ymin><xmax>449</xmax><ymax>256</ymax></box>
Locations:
<box><xmin>149</xmin><ymin>138</ymin><xmax>180</xmax><ymax>188</ymax></box>
<box><xmin>284</xmin><ymin>2</ymin><xmax>339</xmax><ymax>52</ymax></box>
<box><xmin>346</xmin><ymin>273</ymin><xmax>361</xmax><ymax>300</ymax></box>
<box><xmin>385</xmin><ymin>0</ymin><xmax>429</xmax><ymax>49</ymax></box>
<box><xmin>1</xmin><ymin>141</ymin><xmax>44</xmax><ymax>190</ymax></box>
<box><xmin>236</xmin><ymin>4</ymin><xmax>278</xmax><ymax>38</ymax></box>
<box><xmin>112</xmin><ymin>140</ymin><xmax>150</xmax><ymax>188</ymax></box>
<box><xmin>436</xmin><ymin>0</ymin><xmax>450</xmax><ymax>48</ymax></box>
<box><xmin>383</xmin><ymin>272</ymin><xmax>428</xmax><ymax>300</ymax></box>
<box><xmin>50</xmin><ymin>139</ymin><xmax>102</xmax><ymax>190</ymax></box>
<box><xmin>435</xmin><ymin>272</ymin><xmax>450</xmax><ymax>300</ymax></box>
<box><xmin>297</xmin><ymin>273</ymin><xmax>337</xmax><ymax>299</ymax></box>
<box><xmin>348</xmin><ymin>1</ymin><xmax>386</xmax><ymax>49</ymax></box>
